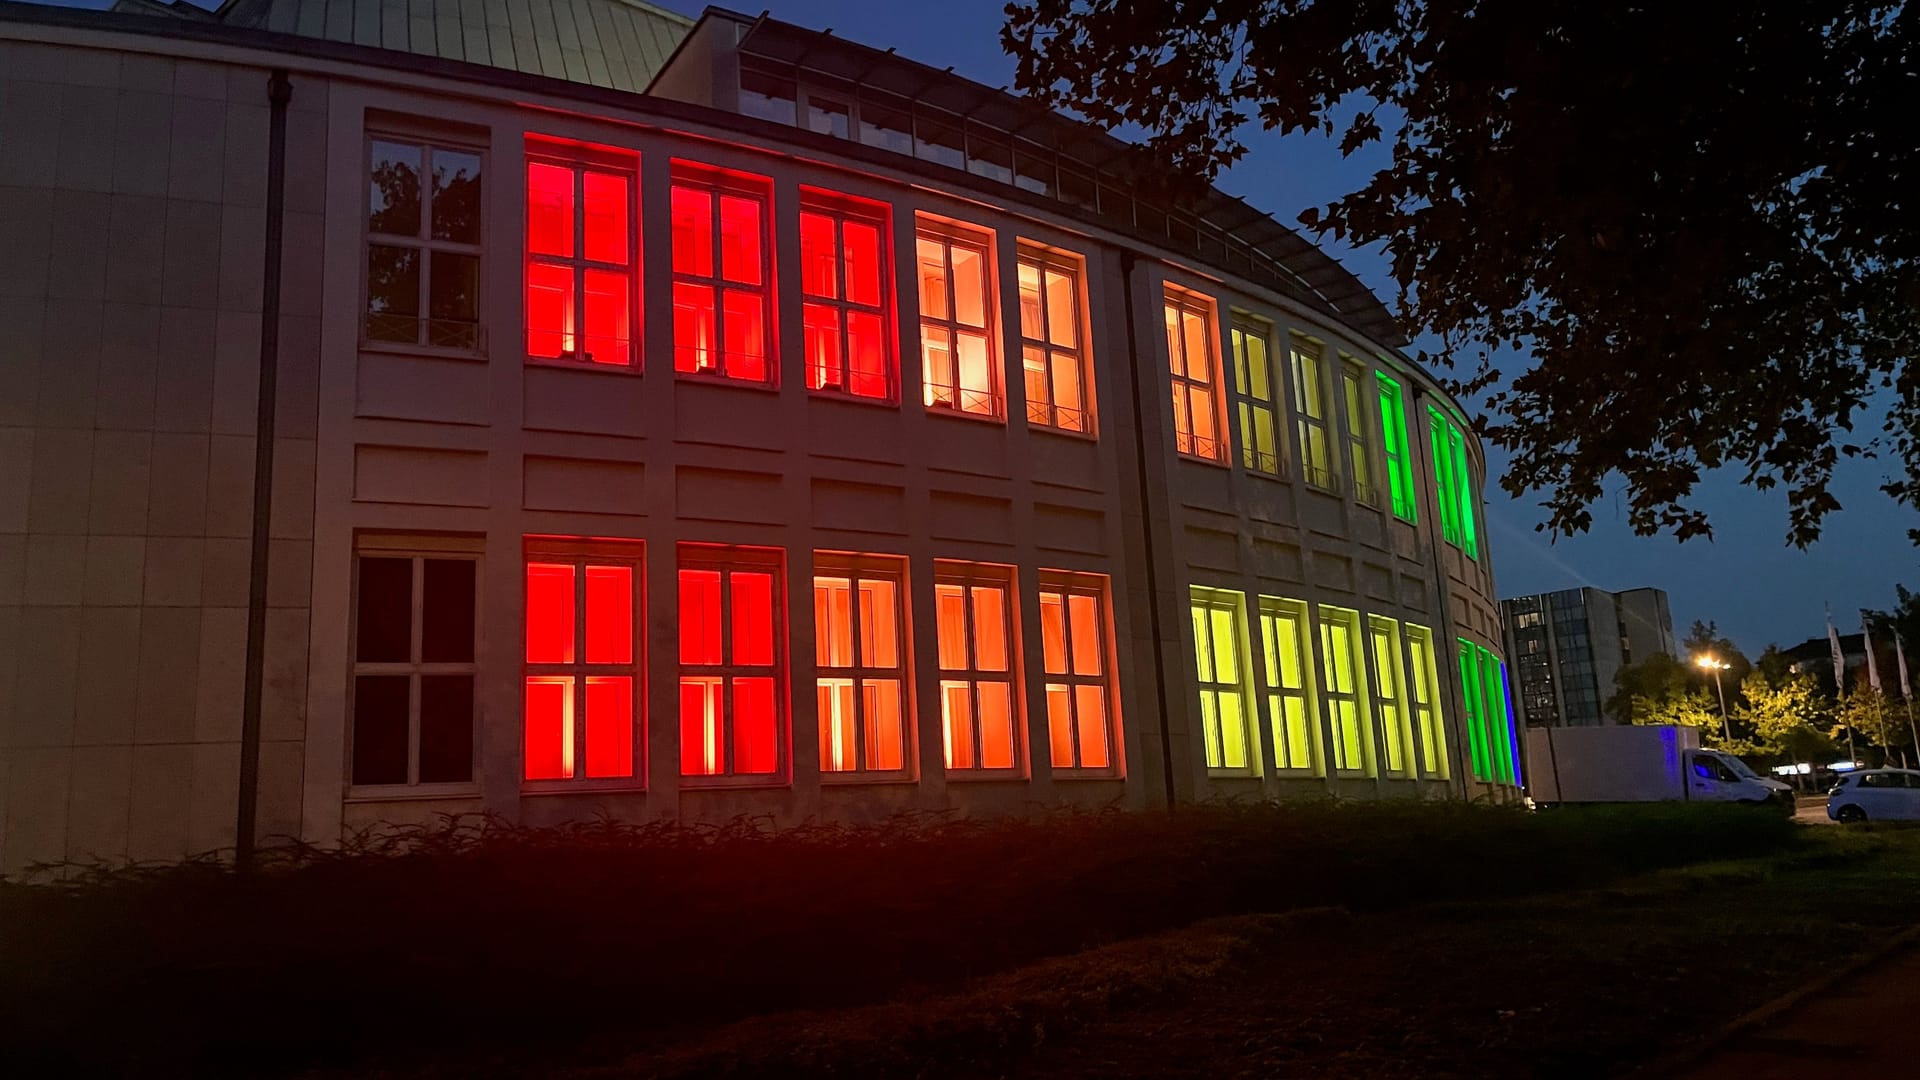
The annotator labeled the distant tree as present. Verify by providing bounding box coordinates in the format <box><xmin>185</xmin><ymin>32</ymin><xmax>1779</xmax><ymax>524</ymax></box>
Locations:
<box><xmin>1610</xmin><ymin>624</ymin><xmax>1749</xmax><ymax>724</ymax></box>
<box><xmin>1735</xmin><ymin>673</ymin><xmax>1834</xmax><ymax>764</ymax></box>
<box><xmin>1834</xmin><ymin>688</ymin><xmax>1915</xmax><ymax>766</ymax></box>
<box><xmin>1863</xmin><ymin>586</ymin><xmax>1920</xmax><ymax>694</ymax></box>
<box><xmin>1629</xmin><ymin>689</ymin><xmax>1736</xmax><ymax>749</ymax></box>
<box><xmin>1004</xmin><ymin>1</ymin><xmax>1920</xmax><ymax>546</ymax></box>
<box><xmin>1753</xmin><ymin>645</ymin><xmax>1797</xmax><ymax>690</ymax></box>
<box><xmin>1606</xmin><ymin>653</ymin><xmax>1691</xmax><ymax>723</ymax></box>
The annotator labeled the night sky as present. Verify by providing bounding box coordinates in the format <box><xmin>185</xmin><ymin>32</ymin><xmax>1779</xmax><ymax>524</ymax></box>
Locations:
<box><xmin>43</xmin><ymin>0</ymin><xmax>1919</xmax><ymax>653</ymax></box>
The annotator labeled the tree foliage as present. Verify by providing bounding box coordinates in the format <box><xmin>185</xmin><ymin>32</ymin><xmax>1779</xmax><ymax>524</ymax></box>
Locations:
<box><xmin>1734</xmin><ymin>672</ymin><xmax>1833</xmax><ymax>763</ymax></box>
<box><xmin>1004</xmin><ymin>1</ymin><xmax>1920</xmax><ymax>544</ymax></box>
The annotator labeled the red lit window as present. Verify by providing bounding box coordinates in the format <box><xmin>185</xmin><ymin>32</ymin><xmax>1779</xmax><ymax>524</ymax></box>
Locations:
<box><xmin>523</xmin><ymin>542</ymin><xmax>643</xmax><ymax>784</ymax></box>
<box><xmin>678</xmin><ymin>544</ymin><xmax>786</xmax><ymax>779</ymax></box>
<box><xmin>1016</xmin><ymin>244</ymin><xmax>1091</xmax><ymax>434</ymax></box>
<box><xmin>800</xmin><ymin>189</ymin><xmax>894</xmax><ymax>401</ymax></box>
<box><xmin>916</xmin><ymin>218</ymin><xmax>1000</xmax><ymax>417</ymax></box>
<box><xmin>1039</xmin><ymin>572</ymin><xmax>1117</xmax><ymax>773</ymax></box>
<box><xmin>350</xmin><ymin>544</ymin><xmax>479</xmax><ymax>788</ymax></box>
<box><xmin>524</xmin><ymin>149</ymin><xmax>637</xmax><ymax>367</ymax></box>
<box><xmin>934</xmin><ymin>561</ymin><xmax>1021</xmax><ymax>772</ymax></box>
<box><xmin>814</xmin><ymin>554</ymin><xmax>910</xmax><ymax>777</ymax></box>
<box><xmin>1164</xmin><ymin>285</ymin><xmax>1226</xmax><ymax>462</ymax></box>
<box><xmin>671</xmin><ymin>163</ymin><xmax>773</xmax><ymax>383</ymax></box>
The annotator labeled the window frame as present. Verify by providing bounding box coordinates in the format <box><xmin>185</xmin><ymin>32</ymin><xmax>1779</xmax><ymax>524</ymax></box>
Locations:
<box><xmin>347</xmin><ymin>538</ymin><xmax>482</xmax><ymax>798</ymax></box>
<box><xmin>1257</xmin><ymin>595</ymin><xmax>1319</xmax><ymax>773</ymax></box>
<box><xmin>1405</xmin><ymin>623</ymin><xmax>1450</xmax><ymax>780</ymax></box>
<box><xmin>1164</xmin><ymin>285</ymin><xmax>1227</xmax><ymax>463</ymax></box>
<box><xmin>799</xmin><ymin>187</ymin><xmax>896</xmax><ymax>403</ymax></box>
<box><xmin>1340</xmin><ymin>358</ymin><xmax>1383</xmax><ymax>508</ymax></box>
<box><xmin>1288</xmin><ymin>334</ymin><xmax>1335</xmax><ymax>490</ymax></box>
<box><xmin>1038</xmin><ymin>570</ymin><xmax>1120</xmax><ymax>776</ymax></box>
<box><xmin>1367</xmin><ymin>614</ymin><xmax>1414</xmax><ymax>777</ymax></box>
<box><xmin>1430</xmin><ymin>406</ymin><xmax>1480</xmax><ymax>558</ymax></box>
<box><xmin>521</xmin><ymin>538</ymin><xmax>646</xmax><ymax>792</ymax></box>
<box><xmin>1015</xmin><ymin>242</ymin><xmax>1095</xmax><ymax>436</ymax></box>
<box><xmin>934</xmin><ymin>560</ymin><xmax>1025</xmax><ymax>776</ymax></box>
<box><xmin>522</xmin><ymin>143</ymin><xmax>640</xmax><ymax>371</ymax></box>
<box><xmin>362</xmin><ymin>133</ymin><xmax>486</xmax><ymax>355</ymax></box>
<box><xmin>1376</xmin><ymin>373</ymin><xmax>1417</xmax><ymax>522</ymax></box>
<box><xmin>670</xmin><ymin>161</ymin><xmax>775</xmax><ymax>386</ymax></box>
<box><xmin>1190</xmin><ymin>586</ymin><xmax>1258</xmax><ymax>775</ymax></box>
<box><xmin>677</xmin><ymin>543</ymin><xmax>789</xmax><ymax>785</ymax></box>
<box><xmin>813</xmin><ymin>552</ymin><xmax>913</xmax><ymax>782</ymax></box>
<box><xmin>1317</xmin><ymin>604</ymin><xmax>1376</xmax><ymax>776</ymax></box>
<box><xmin>1231</xmin><ymin>315</ymin><xmax>1282</xmax><ymax>477</ymax></box>
<box><xmin>916</xmin><ymin>216</ymin><xmax>1003</xmax><ymax>420</ymax></box>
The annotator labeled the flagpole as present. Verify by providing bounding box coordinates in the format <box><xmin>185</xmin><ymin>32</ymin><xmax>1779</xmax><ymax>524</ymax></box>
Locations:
<box><xmin>1899</xmin><ymin>633</ymin><xmax>1919</xmax><ymax>768</ymax></box>
<box><xmin>1830</xmin><ymin>604</ymin><xmax>1858</xmax><ymax>765</ymax></box>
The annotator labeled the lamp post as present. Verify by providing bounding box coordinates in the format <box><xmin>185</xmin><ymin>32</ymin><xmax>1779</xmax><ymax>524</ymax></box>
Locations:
<box><xmin>1695</xmin><ymin>654</ymin><xmax>1731</xmax><ymax>744</ymax></box>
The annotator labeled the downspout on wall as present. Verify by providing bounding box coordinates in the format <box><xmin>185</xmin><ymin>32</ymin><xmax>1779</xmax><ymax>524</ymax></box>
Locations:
<box><xmin>1119</xmin><ymin>249</ymin><xmax>1179</xmax><ymax>810</ymax></box>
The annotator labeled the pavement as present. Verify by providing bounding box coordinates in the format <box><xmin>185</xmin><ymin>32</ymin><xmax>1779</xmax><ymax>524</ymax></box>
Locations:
<box><xmin>1793</xmin><ymin>795</ymin><xmax>1832</xmax><ymax>825</ymax></box>
<box><xmin>1664</xmin><ymin>940</ymin><xmax>1920</xmax><ymax>1078</ymax></box>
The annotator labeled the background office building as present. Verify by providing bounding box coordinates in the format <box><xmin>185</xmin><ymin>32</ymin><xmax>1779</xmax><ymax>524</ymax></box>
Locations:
<box><xmin>0</xmin><ymin>0</ymin><xmax>1520</xmax><ymax>872</ymax></box>
<box><xmin>1502</xmin><ymin>586</ymin><xmax>1676</xmax><ymax>727</ymax></box>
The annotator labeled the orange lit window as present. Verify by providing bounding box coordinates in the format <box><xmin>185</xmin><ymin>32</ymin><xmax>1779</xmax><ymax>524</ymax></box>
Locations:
<box><xmin>671</xmin><ymin>163</ymin><xmax>773</xmax><ymax>383</ymax></box>
<box><xmin>524</xmin><ymin>150</ymin><xmax>636</xmax><ymax>367</ymax></box>
<box><xmin>916</xmin><ymin>218</ymin><xmax>1000</xmax><ymax>417</ymax></box>
<box><xmin>813</xmin><ymin>554</ymin><xmax>910</xmax><ymax>776</ymax></box>
<box><xmin>1016</xmin><ymin>244</ymin><xmax>1091</xmax><ymax>434</ymax></box>
<box><xmin>1164</xmin><ymin>286</ymin><xmax>1225</xmax><ymax>462</ymax></box>
<box><xmin>800</xmin><ymin>190</ymin><xmax>894</xmax><ymax>401</ymax></box>
<box><xmin>678</xmin><ymin>544</ymin><xmax>786</xmax><ymax>779</ymax></box>
<box><xmin>934</xmin><ymin>561</ymin><xmax>1021</xmax><ymax>772</ymax></box>
<box><xmin>1038</xmin><ymin>572</ymin><xmax>1117</xmax><ymax>773</ymax></box>
<box><xmin>523</xmin><ymin>541</ymin><xmax>643</xmax><ymax>784</ymax></box>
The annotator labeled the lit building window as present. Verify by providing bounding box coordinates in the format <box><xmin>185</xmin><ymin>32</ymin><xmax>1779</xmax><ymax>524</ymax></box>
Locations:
<box><xmin>1376</xmin><ymin>374</ymin><xmax>1417</xmax><ymax>522</ymax></box>
<box><xmin>1459</xmin><ymin>640</ymin><xmax>1519</xmax><ymax>784</ymax></box>
<box><xmin>1289</xmin><ymin>335</ymin><xmax>1334</xmax><ymax>489</ymax></box>
<box><xmin>1232</xmin><ymin>317</ymin><xmax>1281</xmax><ymax>476</ymax></box>
<box><xmin>1368</xmin><ymin>615</ymin><xmax>1413</xmax><ymax>776</ymax></box>
<box><xmin>800</xmin><ymin>190</ymin><xmax>893</xmax><ymax>401</ymax></box>
<box><xmin>1258</xmin><ymin>596</ymin><xmax>1317</xmax><ymax>772</ymax></box>
<box><xmin>523</xmin><ymin>544</ymin><xmax>642</xmax><ymax>783</ymax></box>
<box><xmin>1429</xmin><ymin>406</ymin><xmax>1479</xmax><ymax>558</ymax></box>
<box><xmin>1016</xmin><ymin>243</ymin><xmax>1091</xmax><ymax>434</ymax></box>
<box><xmin>934</xmin><ymin>562</ymin><xmax>1021</xmax><ymax>771</ymax></box>
<box><xmin>524</xmin><ymin>150</ymin><xmax>636</xmax><ymax>367</ymax></box>
<box><xmin>1190</xmin><ymin>586</ymin><xmax>1254</xmax><ymax>772</ymax></box>
<box><xmin>1406</xmin><ymin>624</ymin><xmax>1449</xmax><ymax>779</ymax></box>
<box><xmin>1039</xmin><ymin>572</ymin><xmax>1117</xmax><ymax>772</ymax></box>
<box><xmin>1342</xmin><ymin>361</ymin><xmax>1381</xmax><ymax>507</ymax></box>
<box><xmin>365</xmin><ymin>137</ymin><xmax>482</xmax><ymax>350</ymax></box>
<box><xmin>917</xmin><ymin>219</ymin><xmax>1000</xmax><ymax>417</ymax></box>
<box><xmin>678</xmin><ymin>545</ymin><xmax>786</xmax><ymax>778</ymax></box>
<box><xmin>813</xmin><ymin>555</ymin><xmax>910</xmax><ymax>776</ymax></box>
<box><xmin>1318</xmin><ymin>605</ymin><xmax>1374</xmax><ymax>775</ymax></box>
<box><xmin>671</xmin><ymin>163</ymin><xmax>772</xmax><ymax>383</ymax></box>
<box><xmin>1164</xmin><ymin>286</ymin><xmax>1224</xmax><ymax>462</ymax></box>
<box><xmin>350</xmin><ymin>547</ymin><xmax>478</xmax><ymax>787</ymax></box>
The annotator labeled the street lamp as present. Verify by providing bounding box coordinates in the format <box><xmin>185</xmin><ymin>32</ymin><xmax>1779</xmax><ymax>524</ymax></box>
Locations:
<box><xmin>1695</xmin><ymin>654</ymin><xmax>1732</xmax><ymax>743</ymax></box>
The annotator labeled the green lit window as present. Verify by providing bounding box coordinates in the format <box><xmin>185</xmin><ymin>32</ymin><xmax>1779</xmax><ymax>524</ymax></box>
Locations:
<box><xmin>1428</xmin><ymin>406</ymin><xmax>1478</xmax><ymax>559</ymax></box>
<box><xmin>1258</xmin><ymin>596</ymin><xmax>1317</xmax><ymax>771</ymax></box>
<box><xmin>1231</xmin><ymin>317</ymin><xmax>1281</xmax><ymax>476</ymax></box>
<box><xmin>1289</xmin><ymin>335</ymin><xmax>1333</xmax><ymax>489</ymax></box>
<box><xmin>1318</xmin><ymin>605</ymin><xmax>1373</xmax><ymax>774</ymax></box>
<box><xmin>1458</xmin><ymin>639</ymin><xmax>1516</xmax><ymax>784</ymax></box>
<box><xmin>1376</xmin><ymin>374</ymin><xmax>1416</xmax><ymax>522</ymax></box>
<box><xmin>1368</xmin><ymin>615</ymin><xmax>1412</xmax><ymax>776</ymax></box>
<box><xmin>1341</xmin><ymin>362</ymin><xmax>1381</xmax><ymax>508</ymax></box>
<box><xmin>1191</xmin><ymin>587</ymin><xmax>1255</xmax><ymax>772</ymax></box>
<box><xmin>1406</xmin><ymin>624</ymin><xmax>1449</xmax><ymax>779</ymax></box>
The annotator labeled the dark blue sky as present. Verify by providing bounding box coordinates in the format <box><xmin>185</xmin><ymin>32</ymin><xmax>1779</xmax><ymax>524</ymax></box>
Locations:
<box><xmin>46</xmin><ymin>0</ymin><xmax>1918</xmax><ymax>652</ymax></box>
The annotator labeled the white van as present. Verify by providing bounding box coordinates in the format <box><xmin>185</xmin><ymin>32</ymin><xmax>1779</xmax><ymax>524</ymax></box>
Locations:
<box><xmin>1526</xmin><ymin>724</ymin><xmax>1794</xmax><ymax>808</ymax></box>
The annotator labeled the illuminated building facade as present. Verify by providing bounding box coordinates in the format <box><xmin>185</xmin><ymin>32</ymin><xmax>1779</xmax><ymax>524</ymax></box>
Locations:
<box><xmin>0</xmin><ymin>1</ymin><xmax>1516</xmax><ymax>871</ymax></box>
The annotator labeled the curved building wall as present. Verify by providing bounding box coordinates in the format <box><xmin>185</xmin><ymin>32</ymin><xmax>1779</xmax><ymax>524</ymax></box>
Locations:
<box><xmin>0</xmin><ymin>11</ymin><xmax>1513</xmax><ymax>872</ymax></box>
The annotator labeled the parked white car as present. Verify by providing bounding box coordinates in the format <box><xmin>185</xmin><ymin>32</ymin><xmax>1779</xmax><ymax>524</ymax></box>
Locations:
<box><xmin>1826</xmin><ymin>769</ymin><xmax>1920</xmax><ymax>823</ymax></box>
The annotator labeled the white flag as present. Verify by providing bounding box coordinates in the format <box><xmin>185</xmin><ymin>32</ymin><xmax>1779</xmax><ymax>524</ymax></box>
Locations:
<box><xmin>1899</xmin><ymin>635</ymin><xmax>1912</xmax><ymax>703</ymax></box>
<box><xmin>1828</xmin><ymin>605</ymin><xmax>1848</xmax><ymax>691</ymax></box>
<box><xmin>1864</xmin><ymin>614</ymin><xmax>1883</xmax><ymax>693</ymax></box>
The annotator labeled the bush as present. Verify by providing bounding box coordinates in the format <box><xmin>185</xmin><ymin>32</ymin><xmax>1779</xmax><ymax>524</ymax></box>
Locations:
<box><xmin>0</xmin><ymin>801</ymin><xmax>1792</xmax><ymax>1076</ymax></box>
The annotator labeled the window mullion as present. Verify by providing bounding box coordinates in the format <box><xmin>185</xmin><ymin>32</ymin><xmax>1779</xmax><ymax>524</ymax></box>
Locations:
<box><xmin>573</xmin><ymin>560</ymin><xmax>588</xmax><ymax>778</ymax></box>
<box><xmin>718</xmin><ymin>568</ymin><xmax>734</xmax><ymax>775</ymax></box>
<box><xmin>848</xmin><ymin>572</ymin><xmax>868</xmax><ymax>771</ymax></box>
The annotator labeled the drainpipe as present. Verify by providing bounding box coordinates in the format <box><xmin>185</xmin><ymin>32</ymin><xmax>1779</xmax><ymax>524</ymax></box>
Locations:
<box><xmin>235</xmin><ymin>69</ymin><xmax>292</xmax><ymax>869</ymax></box>
<box><xmin>1118</xmin><ymin>249</ymin><xmax>1179</xmax><ymax>810</ymax></box>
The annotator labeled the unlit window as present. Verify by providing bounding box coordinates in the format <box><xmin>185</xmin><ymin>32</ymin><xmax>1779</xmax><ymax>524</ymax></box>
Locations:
<box><xmin>366</xmin><ymin>138</ymin><xmax>483</xmax><ymax>350</ymax></box>
<box><xmin>351</xmin><ymin>552</ymin><xmax>478</xmax><ymax>787</ymax></box>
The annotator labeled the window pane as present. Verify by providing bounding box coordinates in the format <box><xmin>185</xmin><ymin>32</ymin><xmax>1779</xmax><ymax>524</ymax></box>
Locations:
<box><xmin>355</xmin><ymin>557</ymin><xmax>413</xmax><ymax>663</ymax></box>
<box><xmin>427</xmin><ymin>251</ymin><xmax>480</xmax><ymax>347</ymax></box>
<box><xmin>731</xmin><ymin>570</ymin><xmax>775</xmax><ymax>666</ymax></box>
<box><xmin>368</xmin><ymin>140</ymin><xmax>422</xmax><ymax>236</ymax></box>
<box><xmin>671</xmin><ymin>184</ymin><xmax>713</xmax><ymax>277</ymax></box>
<box><xmin>719</xmin><ymin>194</ymin><xmax>763</xmax><ymax>286</ymax></box>
<box><xmin>950</xmin><ymin>242</ymin><xmax>986</xmax><ymax>327</ymax></box>
<box><xmin>1017</xmin><ymin>260</ymin><xmax>1044</xmax><ymax>340</ymax></box>
<box><xmin>843</xmin><ymin>219</ymin><xmax>882</xmax><ymax>307</ymax></box>
<box><xmin>803</xmin><ymin>302</ymin><xmax>843</xmax><ymax>391</ymax></box>
<box><xmin>1045</xmin><ymin>268</ymin><xmax>1077</xmax><ymax>348</ymax></box>
<box><xmin>807</xmin><ymin>96</ymin><xmax>850</xmax><ymax>137</ymax></box>
<box><xmin>818</xmin><ymin>679</ymin><xmax>857</xmax><ymax>771</ymax></box>
<box><xmin>418</xmin><ymin>674</ymin><xmax>474</xmax><ymax>783</ymax></box>
<box><xmin>1191</xmin><ymin>602</ymin><xmax>1214</xmax><ymax>683</ymax></box>
<box><xmin>583</xmin><ymin>170</ymin><xmax>628</xmax><ymax>265</ymax></box>
<box><xmin>1164</xmin><ymin>304</ymin><xmax>1183</xmax><ymax>374</ymax></box>
<box><xmin>524</xmin><ymin>676</ymin><xmax>573</xmax><ymax>780</ymax></box>
<box><xmin>584</xmin><ymin>564</ymin><xmax>633</xmax><ymax>665</ymax></box>
<box><xmin>583</xmin><ymin>676</ymin><xmax>633</xmax><ymax>778</ymax></box>
<box><xmin>799</xmin><ymin>211</ymin><xmax>838</xmax><ymax>299</ymax></box>
<box><xmin>935</xmin><ymin>583</ymin><xmax>968</xmax><ymax>669</ymax></box>
<box><xmin>526</xmin><ymin>161</ymin><xmax>574</xmax><ymax>258</ymax></box>
<box><xmin>673</xmin><ymin>282</ymin><xmax>716</xmax><ymax>373</ymax></box>
<box><xmin>583</xmin><ymin>269</ymin><xmax>630</xmax><ymax>366</ymax></box>
<box><xmin>916</xmin><ymin>237</ymin><xmax>949</xmax><ymax>321</ymax></box>
<box><xmin>971</xmin><ymin>584</ymin><xmax>1008</xmax><ymax>671</ymax></box>
<box><xmin>525</xmin><ymin>562</ymin><xmax>575</xmax><ymax>664</ymax></box>
<box><xmin>1209</xmin><ymin>606</ymin><xmax>1237</xmax><ymax>682</ymax></box>
<box><xmin>1039</xmin><ymin>591</ymin><xmax>1068</xmax><ymax>675</ymax></box>
<box><xmin>1189</xmin><ymin>387</ymin><xmax>1217</xmax><ymax>449</ymax></box>
<box><xmin>1024</xmin><ymin>347</ymin><xmax>1051</xmax><ymax>422</ymax></box>
<box><xmin>1217</xmin><ymin>691</ymin><xmax>1246</xmax><ymax>769</ymax></box>
<box><xmin>863</xmin><ymin>679</ymin><xmax>904</xmax><ymax>771</ymax></box>
<box><xmin>526</xmin><ymin>260</ymin><xmax>575</xmax><ymax>359</ymax></box>
<box><xmin>1046</xmin><ymin>684</ymin><xmax>1073</xmax><ymax>766</ymax></box>
<box><xmin>922</xmin><ymin>326</ymin><xmax>955</xmax><ymax>408</ymax></box>
<box><xmin>1199</xmin><ymin>691</ymin><xmax>1221</xmax><ymax>767</ymax></box>
<box><xmin>429</xmin><ymin>148</ymin><xmax>482</xmax><ymax>243</ymax></box>
<box><xmin>365</xmin><ymin>244</ymin><xmax>419</xmax><ymax>342</ymax></box>
<box><xmin>1069</xmin><ymin>593</ymin><xmax>1102</xmax><ymax>675</ymax></box>
<box><xmin>734</xmin><ymin>676</ymin><xmax>778</xmax><ymax>773</ymax></box>
<box><xmin>977</xmin><ymin>680</ymin><xmax>1015</xmax><ymax>769</ymax></box>
<box><xmin>351</xmin><ymin>674</ymin><xmax>410</xmax><ymax>785</ymax></box>
<box><xmin>814</xmin><ymin>576</ymin><xmax>853</xmax><ymax>667</ymax></box>
<box><xmin>1181</xmin><ymin>309</ymin><xmax>1210</xmax><ymax>385</ymax></box>
<box><xmin>1244</xmin><ymin>332</ymin><xmax>1270</xmax><ymax>400</ymax></box>
<box><xmin>722</xmin><ymin>289</ymin><xmax>767</xmax><ymax>382</ymax></box>
<box><xmin>859</xmin><ymin>577</ymin><xmax>898</xmax><ymax>668</ymax></box>
<box><xmin>846</xmin><ymin>311</ymin><xmax>888</xmax><ymax>400</ymax></box>
<box><xmin>679</xmin><ymin>568</ymin><xmax>722</xmax><ymax>665</ymax></box>
<box><xmin>1051</xmin><ymin>352</ymin><xmax>1083</xmax><ymax>430</ymax></box>
<box><xmin>1075</xmin><ymin>684</ymin><xmax>1110</xmax><ymax>768</ymax></box>
<box><xmin>941</xmin><ymin>681</ymin><xmax>974</xmax><ymax>769</ymax></box>
<box><xmin>956</xmin><ymin>331</ymin><xmax>993</xmax><ymax>413</ymax></box>
<box><xmin>680</xmin><ymin>677</ymin><xmax>721</xmax><ymax>775</ymax></box>
<box><xmin>421</xmin><ymin>558</ymin><xmax>475</xmax><ymax>663</ymax></box>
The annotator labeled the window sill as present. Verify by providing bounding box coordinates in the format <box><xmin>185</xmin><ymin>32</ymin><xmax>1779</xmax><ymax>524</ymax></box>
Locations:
<box><xmin>1028</xmin><ymin>422</ymin><xmax>1098</xmax><ymax>443</ymax></box>
<box><xmin>1241</xmin><ymin>468</ymin><xmax>1290</xmax><ymax>484</ymax></box>
<box><xmin>527</xmin><ymin>356</ymin><xmax>643</xmax><ymax>377</ymax></box>
<box><xmin>675</xmin><ymin>370</ymin><xmax>780</xmax><ymax>393</ymax></box>
<box><xmin>809</xmin><ymin>389</ymin><xmax>900</xmax><ymax>409</ymax></box>
<box><xmin>1204</xmin><ymin>770</ymin><xmax>1262</xmax><ymax>780</ymax></box>
<box><xmin>924</xmin><ymin>402</ymin><xmax>1006</xmax><ymax>425</ymax></box>
<box><xmin>679</xmin><ymin>774</ymin><xmax>792</xmax><ymax>791</ymax></box>
<box><xmin>1176</xmin><ymin>452</ymin><xmax>1230</xmax><ymax>469</ymax></box>
<box><xmin>360</xmin><ymin>339</ymin><xmax>488</xmax><ymax>364</ymax></box>
<box><xmin>1052</xmin><ymin>770</ymin><xmax>1123</xmax><ymax>781</ymax></box>
<box><xmin>345</xmin><ymin>782</ymin><xmax>483</xmax><ymax>803</ymax></box>
<box><xmin>820</xmin><ymin>772</ymin><xmax>919</xmax><ymax>786</ymax></box>
<box><xmin>521</xmin><ymin>779</ymin><xmax>648</xmax><ymax>795</ymax></box>
<box><xmin>945</xmin><ymin>769</ymin><xmax>1029</xmax><ymax>782</ymax></box>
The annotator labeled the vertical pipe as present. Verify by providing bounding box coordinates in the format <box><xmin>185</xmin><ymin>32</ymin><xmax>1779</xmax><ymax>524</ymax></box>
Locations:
<box><xmin>1118</xmin><ymin>249</ymin><xmax>1178</xmax><ymax>810</ymax></box>
<box><xmin>236</xmin><ymin>69</ymin><xmax>293</xmax><ymax>869</ymax></box>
